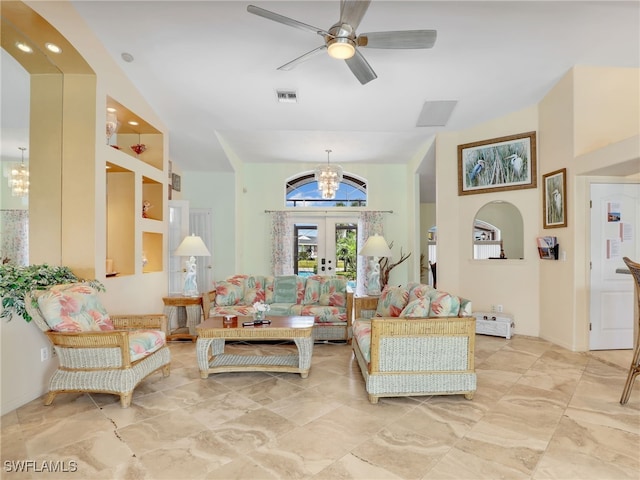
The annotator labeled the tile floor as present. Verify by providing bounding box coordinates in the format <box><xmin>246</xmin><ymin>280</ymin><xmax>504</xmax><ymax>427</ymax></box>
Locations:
<box><xmin>1</xmin><ymin>335</ymin><xmax>638</xmax><ymax>480</ymax></box>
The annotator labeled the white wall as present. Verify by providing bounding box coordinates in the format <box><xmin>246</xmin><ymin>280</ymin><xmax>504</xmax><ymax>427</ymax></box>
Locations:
<box><xmin>183</xmin><ymin>162</ymin><xmax>417</xmax><ymax>285</ymax></box>
<box><xmin>436</xmin><ymin>106</ymin><xmax>541</xmax><ymax>337</ymax></box>
<box><xmin>182</xmin><ymin>171</ymin><xmax>236</xmax><ymax>280</ymax></box>
<box><xmin>1</xmin><ymin>1</ymin><xmax>169</xmax><ymax>415</ymax></box>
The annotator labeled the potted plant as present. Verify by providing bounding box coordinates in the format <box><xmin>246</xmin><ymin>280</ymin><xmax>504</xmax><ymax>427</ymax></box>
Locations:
<box><xmin>0</xmin><ymin>264</ymin><xmax>104</xmax><ymax>322</ymax></box>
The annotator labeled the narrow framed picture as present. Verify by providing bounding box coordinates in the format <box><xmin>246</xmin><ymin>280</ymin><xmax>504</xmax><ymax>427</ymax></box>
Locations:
<box><xmin>458</xmin><ymin>131</ymin><xmax>537</xmax><ymax>195</ymax></box>
<box><xmin>171</xmin><ymin>173</ymin><xmax>181</xmax><ymax>192</ymax></box>
<box><xmin>542</xmin><ymin>168</ymin><xmax>567</xmax><ymax>228</ymax></box>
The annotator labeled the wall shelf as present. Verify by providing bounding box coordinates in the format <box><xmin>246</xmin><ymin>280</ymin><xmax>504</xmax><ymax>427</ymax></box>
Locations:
<box><xmin>105</xmin><ymin>96</ymin><xmax>166</xmax><ymax>279</ymax></box>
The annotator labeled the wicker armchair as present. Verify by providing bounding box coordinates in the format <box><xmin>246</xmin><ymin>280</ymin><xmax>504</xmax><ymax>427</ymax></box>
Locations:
<box><xmin>25</xmin><ymin>286</ymin><xmax>171</xmax><ymax>408</ymax></box>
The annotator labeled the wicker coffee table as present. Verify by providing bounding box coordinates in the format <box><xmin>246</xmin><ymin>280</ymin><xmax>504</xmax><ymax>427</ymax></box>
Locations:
<box><xmin>196</xmin><ymin>315</ymin><xmax>314</xmax><ymax>379</ymax></box>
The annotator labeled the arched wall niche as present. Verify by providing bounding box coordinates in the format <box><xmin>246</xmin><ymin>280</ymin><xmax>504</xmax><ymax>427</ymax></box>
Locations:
<box><xmin>473</xmin><ymin>201</ymin><xmax>524</xmax><ymax>259</ymax></box>
<box><xmin>1</xmin><ymin>1</ymin><xmax>97</xmax><ymax>276</ymax></box>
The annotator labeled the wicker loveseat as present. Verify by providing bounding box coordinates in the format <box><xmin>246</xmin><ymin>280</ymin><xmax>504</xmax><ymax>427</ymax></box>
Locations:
<box><xmin>25</xmin><ymin>283</ymin><xmax>171</xmax><ymax>408</ymax></box>
<box><xmin>207</xmin><ymin>274</ymin><xmax>353</xmax><ymax>341</ymax></box>
<box><xmin>352</xmin><ymin>283</ymin><xmax>476</xmax><ymax>404</ymax></box>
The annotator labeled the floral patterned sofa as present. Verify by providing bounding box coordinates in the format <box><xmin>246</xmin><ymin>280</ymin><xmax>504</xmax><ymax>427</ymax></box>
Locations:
<box><xmin>352</xmin><ymin>283</ymin><xmax>476</xmax><ymax>404</ymax></box>
<box><xmin>206</xmin><ymin>274</ymin><xmax>353</xmax><ymax>341</ymax></box>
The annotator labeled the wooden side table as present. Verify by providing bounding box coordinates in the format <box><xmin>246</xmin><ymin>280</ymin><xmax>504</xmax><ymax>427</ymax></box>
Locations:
<box><xmin>162</xmin><ymin>295</ymin><xmax>204</xmax><ymax>341</ymax></box>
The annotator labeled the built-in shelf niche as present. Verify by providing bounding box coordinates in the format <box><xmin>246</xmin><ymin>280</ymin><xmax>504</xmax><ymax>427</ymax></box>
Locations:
<box><xmin>106</xmin><ymin>162</ymin><xmax>135</xmax><ymax>276</ymax></box>
<box><xmin>142</xmin><ymin>176</ymin><xmax>163</xmax><ymax>221</ymax></box>
<box><xmin>143</xmin><ymin>232</ymin><xmax>163</xmax><ymax>273</ymax></box>
<box><xmin>107</xmin><ymin>96</ymin><xmax>163</xmax><ymax>171</ymax></box>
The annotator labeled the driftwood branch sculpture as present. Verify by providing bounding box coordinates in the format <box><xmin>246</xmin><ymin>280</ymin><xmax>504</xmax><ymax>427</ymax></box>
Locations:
<box><xmin>378</xmin><ymin>242</ymin><xmax>411</xmax><ymax>288</ymax></box>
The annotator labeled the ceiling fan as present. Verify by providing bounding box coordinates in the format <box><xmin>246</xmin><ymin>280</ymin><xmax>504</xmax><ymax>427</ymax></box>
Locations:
<box><xmin>247</xmin><ymin>0</ymin><xmax>437</xmax><ymax>85</ymax></box>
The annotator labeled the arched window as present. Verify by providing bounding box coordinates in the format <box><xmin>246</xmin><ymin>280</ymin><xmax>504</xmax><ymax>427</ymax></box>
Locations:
<box><xmin>286</xmin><ymin>172</ymin><xmax>367</xmax><ymax>207</ymax></box>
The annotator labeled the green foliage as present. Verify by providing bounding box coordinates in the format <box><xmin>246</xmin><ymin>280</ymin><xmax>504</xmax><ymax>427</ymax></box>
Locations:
<box><xmin>336</xmin><ymin>230</ymin><xmax>357</xmax><ymax>280</ymax></box>
<box><xmin>0</xmin><ymin>264</ymin><xmax>104</xmax><ymax>322</ymax></box>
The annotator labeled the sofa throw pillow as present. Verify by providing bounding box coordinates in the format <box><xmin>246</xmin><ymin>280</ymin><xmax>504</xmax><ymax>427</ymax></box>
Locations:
<box><xmin>215</xmin><ymin>280</ymin><xmax>244</xmax><ymax>306</ymax></box>
<box><xmin>264</xmin><ymin>276</ymin><xmax>275</xmax><ymax>304</ymax></box>
<box><xmin>274</xmin><ymin>275</ymin><xmax>298</xmax><ymax>303</ymax></box>
<box><xmin>407</xmin><ymin>283</ymin><xmax>434</xmax><ymax>303</ymax></box>
<box><xmin>303</xmin><ymin>276</ymin><xmax>347</xmax><ymax>306</ymax></box>
<box><xmin>303</xmin><ymin>276</ymin><xmax>322</xmax><ymax>305</ymax></box>
<box><xmin>37</xmin><ymin>283</ymin><xmax>113</xmax><ymax>332</ymax></box>
<box><xmin>243</xmin><ymin>275</ymin><xmax>267</xmax><ymax>305</ymax></box>
<box><xmin>427</xmin><ymin>290</ymin><xmax>461</xmax><ymax>317</ymax></box>
<box><xmin>400</xmin><ymin>297</ymin><xmax>431</xmax><ymax>318</ymax></box>
<box><xmin>375</xmin><ymin>285</ymin><xmax>409</xmax><ymax>317</ymax></box>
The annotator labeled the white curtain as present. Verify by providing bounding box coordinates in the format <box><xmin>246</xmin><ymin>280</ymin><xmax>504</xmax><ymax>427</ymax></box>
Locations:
<box><xmin>0</xmin><ymin>210</ymin><xmax>29</xmax><ymax>266</ymax></box>
<box><xmin>270</xmin><ymin>211</ymin><xmax>293</xmax><ymax>275</ymax></box>
<box><xmin>356</xmin><ymin>211</ymin><xmax>385</xmax><ymax>296</ymax></box>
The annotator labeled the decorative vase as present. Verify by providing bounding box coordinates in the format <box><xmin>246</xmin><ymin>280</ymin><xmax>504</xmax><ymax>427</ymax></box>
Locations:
<box><xmin>254</xmin><ymin>310</ymin><xmax>265</xmax><ymax>323</ymax></box>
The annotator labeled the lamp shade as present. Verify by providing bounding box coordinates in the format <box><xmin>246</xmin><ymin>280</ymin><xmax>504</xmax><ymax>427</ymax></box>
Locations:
<box><xmin>359</xmin><ymin>234</ymin><xmax>392</xmax><ymax>258</ymax></box>
<box><xmin>174</xmin><ymin>234</ymin><xmax>211</xmax><ymax>257</ymax></box>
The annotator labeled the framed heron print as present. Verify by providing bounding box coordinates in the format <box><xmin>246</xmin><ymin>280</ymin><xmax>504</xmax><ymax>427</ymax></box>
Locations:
<box><xmin>543</xmin><ymin>168</ymin><xmax>567</xmax><ymax>228</ymax></box>
<box><xmin>458</xmin><ymin>131</ymin><xmax>537</xmax><ymax>195</ymax></box>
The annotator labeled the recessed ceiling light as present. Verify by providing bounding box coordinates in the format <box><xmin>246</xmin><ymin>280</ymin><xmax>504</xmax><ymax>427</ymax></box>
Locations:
<box><xmin>15</xmin><ymin>42</ymin><xmax>32</xmax><ymax>53</ymax></box>
<box><xmin>107</xmin><ymin>107</ymin><xmax>117</xmax><ymax>113</ymax></box>
<box><xmin>128</xmin><ymin>120</ymin><xmax>139</xmax><ymax>126</ymax></box>
<box><xmin>121</xmin><ymin>52</ymin><xmax>134</xmax><ymax>63</ymax></box>
<box><xmin>45</xmin><ymin>43</ymin><xmax>62</xmax><ymax>54</ymax></box>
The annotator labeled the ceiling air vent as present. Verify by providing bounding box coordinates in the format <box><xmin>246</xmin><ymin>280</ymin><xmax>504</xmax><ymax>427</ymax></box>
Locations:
<box><xmin>276</xmin><ymin>90</ymin><xmax>298</xmax><ymax>104</ymax></box>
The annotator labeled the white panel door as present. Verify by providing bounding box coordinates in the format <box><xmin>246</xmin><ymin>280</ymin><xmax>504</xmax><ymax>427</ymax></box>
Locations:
<box><xmin>589</xmin><ymin>182</ymin><xmax>640</xmax><ymax>350</ymax></box>
<box><xmin>189</xmin><ymin>208</ymin><xmax>213</xmax><ymax>293</ymax></box>
<box><xmin>168</xmin><ymin>200</ymin><xmax>189</xmax><ymax>295</ymax></box>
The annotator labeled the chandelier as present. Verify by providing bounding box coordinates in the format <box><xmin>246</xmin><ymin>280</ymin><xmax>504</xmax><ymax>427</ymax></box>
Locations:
<box><xmin>314</xmin><ymin>149</ymin><xmax>343</xmax><ymax>199</ymax></box>
<box><xmin>8</xmin><ymin>147</ymin><xmax>29</xmax><ymax>197</ymax></box>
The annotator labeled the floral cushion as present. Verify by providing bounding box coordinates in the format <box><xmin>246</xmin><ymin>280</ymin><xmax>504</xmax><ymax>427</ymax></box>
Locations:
<box><xmin>352</xmin><ymin>319</ymin><xmax>372</xmax><ymax>363</ymax></box>
<box><xmin>407</xmin><ymin>283</ymin><xmax>434</xmax><ymax>303</ymax></box>
<box><xmin>288</xmin><ymin>304</ymin><xmax>347</xmax><ymax>324</ymax></box>
<box><xmin>128</xmin><ymin>330</ymin><xmax>166</xmax><ymax>362</ymax></box>
<box><xmin>37</xmin><ymin>284</ymin><xmax>113</xmax><ymax>332</ymax></box>
<box><xmin>427</xmin><ymin>290</ymin><xmax>461</xmax><ymax>317</ymax></box>
<box><xmin>242</xmin><ymin>275</ymin><xmax>267</xmax><ymax>305</ymax></box>
<box><xmin>400</xmin><ymin>296</ymin><xmax>431</xmax><ymax>318</ymax></box>
<box><xmin>303</xmin><ymin>276</ymin><xmax>347</xmax><ymax>306</ymax></box>
<box><xmin>295</xmin><ymin>276</ymin><xmax>306</xmax><ymax>304</ymax></box>
<box><xmin>459</xmin><ymin>297</ymin><xmax>473</xmax><ymax>317</ymax></box>
<box><xmin>210</xmin><ymin>305</ymin><xmax>254</xmax><ymax>317</ymax></box>
<box><xmin>375</xmin><ymin>285</ymin><xmax>409</xmax><ymax>317</ymax></box>
<box><xmin>215</xmin><ymin>275</ymin><xmax>247</xmax><ymax>306</ymax></box>
<box><xmin>264</xmin><ymin>276</ymin><xmax>275</xmax><ymax>304</ymax></box>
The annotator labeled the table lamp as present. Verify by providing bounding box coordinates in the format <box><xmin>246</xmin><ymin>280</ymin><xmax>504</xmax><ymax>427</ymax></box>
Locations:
<box><xmin>359</xmin><ymin>234</ymin><xmax>392</xmax><ymax>296</ymax></box>
<box><xmin>174</xmin><ymin>234</ymin><xmax>211</xmax><ymax>296</ymax></box>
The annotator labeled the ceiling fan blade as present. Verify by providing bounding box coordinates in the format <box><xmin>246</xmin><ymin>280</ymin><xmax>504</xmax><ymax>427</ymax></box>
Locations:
<box><xmin>340</xmin><ymin>0</ymin><xmax>371</xmax><ymax>31</ymax></box>
<box><xmin>247</xmin><ymin>5</ymin><xmax>330</xmax><ymax>36</ymax></box>
<box><xmin>345</xmin><ymin>49</ymin><xmax>377</xmax><ymax>85</ymax></box>
<box><xmin>277</xmin><ymin>45</ymin><xmax>327</xmax><ymax>71</ymax></box>
<box><xmin>358</xmin><ymin>30</ymin><xmax>437</xmax><ymax>49</ymax></box>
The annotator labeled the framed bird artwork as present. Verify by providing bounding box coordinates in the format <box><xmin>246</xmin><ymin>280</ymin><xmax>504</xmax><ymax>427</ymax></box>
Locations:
<box><xmin>543</xmin><ymin>168</ymin><xmax>567</xmax><ymax>228</ymax></box>
<box><xmin>457</xmin><ymin>131</ymin><xmax>537</xmax><ymax>196</ymax></box>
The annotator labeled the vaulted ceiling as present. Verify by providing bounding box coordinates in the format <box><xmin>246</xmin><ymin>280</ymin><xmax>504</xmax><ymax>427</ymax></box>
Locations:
<box><xmin>4</xmin><ymin>1</ymin><xmax>640</xmax><ymax>202</ymax></box>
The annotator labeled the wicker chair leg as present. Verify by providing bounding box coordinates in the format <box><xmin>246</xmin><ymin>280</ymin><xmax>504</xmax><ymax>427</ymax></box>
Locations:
<box><xmin>119</xmin><ymin>393</ymin><xmax>133</xmax><ymax>408</ymax></box>
<box><xmin>162</xmin><ymin>365</ymin><xmax>171</xmax><ymax>377</ymax></box>
<box><xmin>43</xmin><ymin>391</ymin><xmax>57</xmax><ymax>406</ymax></box>
<box><xmin>368</xmin><ymin>394</ymin><xmax>379</xmax><ymax>404</ymax></box>
<box><xmin>464</xmin><ymin>392</ymin><xmax>474</xmax><ymax>400</ymax></box>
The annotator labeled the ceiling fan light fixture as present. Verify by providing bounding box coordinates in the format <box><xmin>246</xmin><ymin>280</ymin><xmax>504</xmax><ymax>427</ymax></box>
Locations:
<box><xmin>327</xmin><ymin>38</ymin><xmax>355</xmax><ymax>59</ymax></box>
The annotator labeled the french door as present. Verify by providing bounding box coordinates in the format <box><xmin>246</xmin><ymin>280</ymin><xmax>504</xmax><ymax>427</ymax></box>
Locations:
<box><xmin>293</xmin><ymin>216</ymin><xmax>357</xmax><ymax>279</ymax></box>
